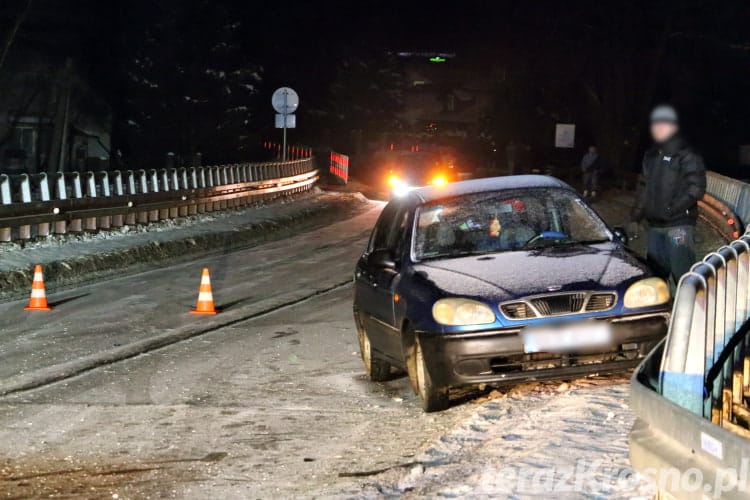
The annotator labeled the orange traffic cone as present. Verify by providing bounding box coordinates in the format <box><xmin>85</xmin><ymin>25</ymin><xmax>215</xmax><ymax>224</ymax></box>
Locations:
<box><xmin>24</xmin><ymin>264</ymin><xmax>51</xmax><ymax>311</ymax></box>
<box><xmin>190</xmin><ymin>268</ymin><xmax>217</xmax><ymax>315</ymax></box>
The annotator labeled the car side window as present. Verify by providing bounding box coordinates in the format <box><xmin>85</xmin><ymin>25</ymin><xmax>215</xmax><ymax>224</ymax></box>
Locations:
<box><xmin>392</xmin><ymin>210</ymin><xmax>410</xmax><ymax>258</ymax></box>
<box><xmin>369</xmin><ymin>204</ymin><xmax>399</xmax><ymax>252</ymax></box>
<box><xmin>370</xmin><ymin>204</ymin><xmax>409</xmax><ymax>253</ymax></box>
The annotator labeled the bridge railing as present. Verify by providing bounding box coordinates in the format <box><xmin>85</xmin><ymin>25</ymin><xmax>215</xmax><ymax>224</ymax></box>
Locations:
<box><xmin>701</xmin><ymin>172</ymin><xmax>748</xmax><ymax>240</ymax></box>
<box><xmin>0</xmin><ymin>158</ymin><xmax>318</xmax><ymax>242</ymax></box>
<box><xmin>630</xmin><ymin>231</ymin><xmax>750</xmax><ymax>497</ymax></box>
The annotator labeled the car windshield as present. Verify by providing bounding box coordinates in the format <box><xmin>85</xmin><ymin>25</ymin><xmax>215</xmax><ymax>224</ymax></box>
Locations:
<box><xmin>413</xmin><ymin>188</ymin><xmax>611</xmax><ymax>260</ymax></box>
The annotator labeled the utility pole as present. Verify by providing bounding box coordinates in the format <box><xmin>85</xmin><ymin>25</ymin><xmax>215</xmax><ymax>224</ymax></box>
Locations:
<box><xmin>48</xmin><ymin>58</ymin><xmax>72</xmax><ymax>173</ymax></box>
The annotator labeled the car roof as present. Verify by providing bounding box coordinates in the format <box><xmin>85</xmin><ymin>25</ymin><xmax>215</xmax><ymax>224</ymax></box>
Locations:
<box><xmin>406</xmin><ymin>175</ymin><xmax>574</xmax><ymax>204</ymax></box>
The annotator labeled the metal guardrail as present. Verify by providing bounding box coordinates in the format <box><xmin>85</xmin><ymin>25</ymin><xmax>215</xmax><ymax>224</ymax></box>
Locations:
<box><xmin>701</xmin><ymin>172</ymin><xmax>748</xmax><ymax>240</ymax></box>
<box><xmin>630</xmin><ymin>232</ymin><xmax>750</xmax><ymax>498</ymax></box>
<box><xmin>699</xmin><ymin>192</ymin><xmax>743</xmax><ymax>241</ymax></box>
<box><xmin>0</xmin><ymin>158</ymin><xmax>318</xmax><ymax>242</ymax></box>
<box><xmin>707</xmin><ymin>172</ymin><xmax>750</xmax><ymax>226</ymax></box>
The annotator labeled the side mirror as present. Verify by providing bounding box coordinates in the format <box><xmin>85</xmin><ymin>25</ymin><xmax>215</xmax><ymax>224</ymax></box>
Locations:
<box><xmin>370</xmin><ymin>249</ymin><xmax>397</xmax><ymax>270</ymax></box>
<box><xmin>613</xmin><ymin>226</ymin><xmax>629</xmax><ymax>245</ymax></box>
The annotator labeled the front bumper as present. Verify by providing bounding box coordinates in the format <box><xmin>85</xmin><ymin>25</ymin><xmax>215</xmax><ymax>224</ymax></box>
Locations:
<box><xmin>417</xmin><ymin>312</ymin><xmax>669</xmax><ymax>388</ymax></box>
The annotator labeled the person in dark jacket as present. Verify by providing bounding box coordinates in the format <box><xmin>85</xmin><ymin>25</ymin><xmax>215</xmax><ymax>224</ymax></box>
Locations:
<box><xmin>581</xmin><ymin>145</ymin><xmax>601</xmax><ymax>198</ymax></box>
<box><xmin>632</xmin><ymin>104</ymin><xmax>706</xmax><ymax>284</ymax></box>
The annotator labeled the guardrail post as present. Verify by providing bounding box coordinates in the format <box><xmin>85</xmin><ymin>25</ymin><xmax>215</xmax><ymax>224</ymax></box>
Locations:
<box><xmin>83</xmin><ymin>171</ymin><xmax>97</xmax><ymax>231</ymax></box>
<box><xmin>126</xmin><ymin>170</ymin><xmax>136</xmax><ymax>195</ymax></box>
<box><xmin>219</xmin><ymin>167</ymin><xmax>229</xmax><ymax>209</ymax></box>
<box><xmin>96</xmin><ymin>172</ymin><xmax>111</xmax><ymax>229</ymax></box>
<box><xmin>198</xmin><ymin>167</ymin><xmax>206</xmax><ymax>188</ymax></box>
<box><xmin>232</xmin><ymin>165</ymin><xmax>241</xmax><ymax>207</ymax></box>
<box><xmin>660</xmin><ymin>273</ymin><xmax>709</xmax><ymax>415</ymax></box>
<box><xmin>37</xmin><ymin>173</ymin><xmax>51</xmax><ymax>237</ymax></box>
<box><xmin>15</xmin><ymin>174</ymin><xmax>32</xmax><ymax>239</ymax></box>
<box><xmin>0</xmin><ymin>174</ymin><xmax>11</xmax><ymax>241</ymax></box>
<box><xmin>177</xmin><ymin>168</ymin><xmax>188</xmax><ymax>217</ymax></box>
<box><xmin>148</xmin><ymin>169</ymin><xmax>160</xmax><ymax>222</ymax></box>
<box><xmin>68</xmin><ymin>172</ymin><xmax>83</xmax><ymax>232</ymax></box>
<box><xmin>236</xmin><ymin>164</ymin><xmax>247</xmax><ymax>207</ymax></box>
<box><xmin>159</xmin><ymin>169</ymin><xmax>171</xmax><ymax>219</ymax></box>
<box><xmin>196</xmin><ymin>167</ymin><xmax>206</xmax><ymax>214</ymax></box>
<box><xmin>136</xmin><ymin>170</ymin><xmax>149</xmax><ymax>224</ymax></box>
<box><xmin>53</xmin><ymin>172</ymin><xmax>67</xmax><ymax>234</ymax></box>
<box><xmin>189</xmin><ymin>167</ymin><xmax>198</xmax><ymax>188</ymax></box>
<box><xmin>206</xmin><ymin>167</ymin><xmax>217</xmax><ymax>212</ymax></box>
<box><xmin>124</xmin><ymin>170</ymin><xmax>137</xmax><ymax>225</ymax></box>
<box><xmin>188</xmin><ymin>167</ymin><xmax>198</xmax><ymax>215</ymax></box>
<box><xmin>111</xmin><ymin>170</ymin><xmax>124</xmax><ymax>227</ymax></box>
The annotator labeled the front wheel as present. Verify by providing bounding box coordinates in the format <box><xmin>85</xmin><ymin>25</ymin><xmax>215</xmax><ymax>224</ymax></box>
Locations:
<box><xmin>407</xmin><ymin>336</ymin><xmax>450</xmax><ymax>412</ymax></box>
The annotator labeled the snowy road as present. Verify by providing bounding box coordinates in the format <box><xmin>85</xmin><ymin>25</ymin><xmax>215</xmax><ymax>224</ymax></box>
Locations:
<box><xmin>0</xmin><ymin>199</ymin><xmax>659</xmax><ymax>498</ymax></box>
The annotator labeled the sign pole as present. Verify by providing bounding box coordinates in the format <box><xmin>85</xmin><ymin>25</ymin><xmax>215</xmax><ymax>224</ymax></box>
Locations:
<box><xmin>282</xmin><ymin>91</ymin><xmax>288</xmax><ymax>161</ymax></box>
<box><xmin>272</xmin><ymin>87</ymin><xmax>298</xmax><ymax>162</ymax></box>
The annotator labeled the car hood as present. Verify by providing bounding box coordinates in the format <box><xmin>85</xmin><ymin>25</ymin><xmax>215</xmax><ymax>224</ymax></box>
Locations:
<box><xmin>412</xmin><ymin>242</ymin><xmax>649</xmax><ymax>301</ymax></box>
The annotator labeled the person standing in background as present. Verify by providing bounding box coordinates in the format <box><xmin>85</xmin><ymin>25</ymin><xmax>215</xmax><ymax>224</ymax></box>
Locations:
<box><xmin>505</xmin><ymin>140</ymin><xmax>518</xmax><ymax>175</ymax></box>
<box><xmin>580</xmin><ymin>145</ymin><xmax>601</xmax><ymax>198</ymax></box>
<box><xmin>631</xmin><ymin>104</ymin><xmax>706</xmax><ymax>285</ymax></box>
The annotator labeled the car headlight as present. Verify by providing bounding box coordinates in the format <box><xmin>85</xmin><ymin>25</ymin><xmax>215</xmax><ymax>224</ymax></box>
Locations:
<box><xmin>430</xmin><ymin>175</ymin><xmax>447</xmax><ymax>186</ymax></box>
<box><xmin>392</xmin><ymin>184</ymin><xmax>413</xmax><ymax>197</ymax></box>
<box><xmin>387</xmin><ymin>174</ymin><xmax>403</xmax><ymax>187</ymax></box>
<box><xmin>623</xmin><ymin>277</ymin><xmax>670</xmax><ymax>308</ymax></box>
<box><xmin>432</xmin><ymin>298</ymin><xmax>496</xmax><ymax>326</ymax></box>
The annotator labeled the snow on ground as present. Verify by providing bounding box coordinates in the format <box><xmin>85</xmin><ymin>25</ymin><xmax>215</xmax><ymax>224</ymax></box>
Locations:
<box><xmin>363</xmin><ymin>378</ymin><xmax>656</xmax><ymax>499</ymax></box>
<box><xmin>0</xmin><ymin>189</ymin><xmax>367</xmax><ymax>273</ymax></box>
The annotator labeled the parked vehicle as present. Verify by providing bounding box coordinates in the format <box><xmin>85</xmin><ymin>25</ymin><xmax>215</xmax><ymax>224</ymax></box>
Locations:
<box><xmin>353</xmin><ymin>175</ymin><xmax>671</xmax><ymax>411</ymax></box>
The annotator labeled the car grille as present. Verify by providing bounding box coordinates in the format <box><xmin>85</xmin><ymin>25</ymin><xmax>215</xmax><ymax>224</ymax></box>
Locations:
<box><xmin>500</xmin><ymin>292</ymin><xmax>617</xmax><ymax>319</ymax></box>
<box><xmin>585</xmin><ymin>293</ymin><xmax>617</xmax><ymax>312</ymax></box>
<box><xmin>489</xmin><ymin>348</ymin><xmax>628</xmax><ymax>373</ymax></box>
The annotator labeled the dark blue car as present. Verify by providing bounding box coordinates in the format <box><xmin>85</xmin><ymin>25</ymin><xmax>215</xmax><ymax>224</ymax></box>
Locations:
<box><xmin>353</xmin><ymin>175</ymin><xmax>670</xmax><ymax>411</ymax></box>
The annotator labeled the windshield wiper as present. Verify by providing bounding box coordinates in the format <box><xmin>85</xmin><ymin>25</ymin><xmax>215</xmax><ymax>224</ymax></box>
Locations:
<box><xmin>561</xmin><ymin>238</ymin><xmax>611</xmax><ymax>246</ymax></box>
<box><xmin>419</xmin><ymin>249</ymin><xmax>502</xmax><ymax>261</ymax></box>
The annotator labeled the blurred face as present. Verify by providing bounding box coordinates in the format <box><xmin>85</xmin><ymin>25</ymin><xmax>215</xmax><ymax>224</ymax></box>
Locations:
<box><xmin>650</xmin><ymin>122</ymin><xmax>678</xmax><ymax>143</ymax></box>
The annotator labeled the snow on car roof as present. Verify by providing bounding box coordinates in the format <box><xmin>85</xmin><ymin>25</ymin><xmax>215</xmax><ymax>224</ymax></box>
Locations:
<box><xmin>407</xmin><ymin>175</ymin><xmax>573</xmax><ymax>203</ymax></box>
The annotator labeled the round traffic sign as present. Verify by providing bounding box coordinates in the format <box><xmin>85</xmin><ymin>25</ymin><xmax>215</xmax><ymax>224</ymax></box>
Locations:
<box><xmin>272</xmin><ymin>87</ymin><xmax>299</xmax><ymax>114</ymax></box>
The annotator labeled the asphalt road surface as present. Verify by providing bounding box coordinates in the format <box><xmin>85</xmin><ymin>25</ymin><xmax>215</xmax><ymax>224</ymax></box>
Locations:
<box><xmin>0</xmin><ymin>196</ymin><xmax>711</xmax><ymax>498</ymax></box>
<box><xmin>0</xmin><ymin>202</ymin><xmax>473</xmax><ymax>498</ymax></box>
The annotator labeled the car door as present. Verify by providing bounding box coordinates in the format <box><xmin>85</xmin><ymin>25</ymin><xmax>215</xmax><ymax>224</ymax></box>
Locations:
<box><xmin>355</xmin><ymin>203</ymin><xmax>410</xmax><ymax>363</ymax></box>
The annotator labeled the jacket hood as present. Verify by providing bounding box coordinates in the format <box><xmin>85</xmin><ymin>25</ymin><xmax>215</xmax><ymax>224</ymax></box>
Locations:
<box><xmin>412</xmin><ymin>242</ymin><xmax>649</xmax><ymax>302</ymax></box>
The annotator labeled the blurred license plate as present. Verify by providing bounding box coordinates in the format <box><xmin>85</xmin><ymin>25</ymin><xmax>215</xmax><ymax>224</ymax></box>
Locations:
<box><xmin>521</xmin><ymin>321</ymin><xmax>613</xmax><ymax>353</ymax></box>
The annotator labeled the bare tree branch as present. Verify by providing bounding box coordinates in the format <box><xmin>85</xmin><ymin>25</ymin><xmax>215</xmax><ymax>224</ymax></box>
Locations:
<box><xmin>0</xmin><ymin>0</ymin><xmax>33</xmax><ymax>75</ymax></box>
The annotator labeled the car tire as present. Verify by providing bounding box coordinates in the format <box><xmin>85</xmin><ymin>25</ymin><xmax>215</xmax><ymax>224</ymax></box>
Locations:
<box><xmin>407</xmin><ymin>335</ymin><xmax>450</xmax><ymax>412</ymax></box>
<box><xmin>354</xmin><ymin>310</ymin><xmax>391</xmax><ymax>382</ymax></box>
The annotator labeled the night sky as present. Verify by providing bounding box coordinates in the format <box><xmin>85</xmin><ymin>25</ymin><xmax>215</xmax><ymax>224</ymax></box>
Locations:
<box><xmin>2</xmin><ymin>0</ymin><xmax>750</xmax><ymax>172</ymax></box>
